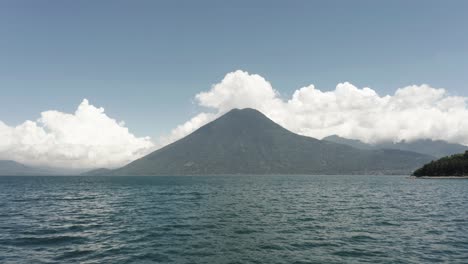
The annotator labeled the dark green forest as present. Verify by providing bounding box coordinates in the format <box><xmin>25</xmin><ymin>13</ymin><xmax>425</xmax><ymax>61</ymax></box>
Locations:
<box><xmin>413</xmin><ymin>151</ymin><xmax>468</xmax><ymax>177</ymax></box>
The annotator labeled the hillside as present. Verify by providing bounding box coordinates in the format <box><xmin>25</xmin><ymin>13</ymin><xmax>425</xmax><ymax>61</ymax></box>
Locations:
<box><xmin>97</xmin><ymin>108</ymin><xmax>433</xmax><ymax>176</ymax></box>
<box><xmin>413</xmin><ymin>151</ymin><xmax>468</xmax><ymax>177</ymax></box>
<box><xmin>0</xmin><ymin>160</ymin><xmax>55</xmax><ymax>176</ymax></box>
<box><xmin>324</xmin><ymin>135</ymin><xmax>467</xmax><ymax>158</ymax></box>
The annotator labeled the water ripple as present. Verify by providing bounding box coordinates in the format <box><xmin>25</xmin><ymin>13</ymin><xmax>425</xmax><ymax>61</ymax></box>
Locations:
<box><xmin>0</xmin><ymin>175</ymin><xmax>467</xmax><ymax>263</ymax></box>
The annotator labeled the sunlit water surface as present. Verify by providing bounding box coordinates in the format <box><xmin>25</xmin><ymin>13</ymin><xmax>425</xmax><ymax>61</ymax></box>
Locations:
<box><xmin>0</xmin><ymin>175</ymin><xmax>467</xmax><ymax>263</ymax></box>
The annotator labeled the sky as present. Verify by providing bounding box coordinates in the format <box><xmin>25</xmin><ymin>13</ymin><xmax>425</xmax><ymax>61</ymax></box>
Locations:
<box><xmin>1</xmin><ymin>0</ymin><xmax>468</xmax><ymax>168</ymax></box>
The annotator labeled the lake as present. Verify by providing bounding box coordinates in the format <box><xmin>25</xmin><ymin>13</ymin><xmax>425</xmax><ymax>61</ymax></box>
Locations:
<box><xmin>0</xmin><ymin>175</ymin><xmax>467</xmax><ymax>263</ymax></box>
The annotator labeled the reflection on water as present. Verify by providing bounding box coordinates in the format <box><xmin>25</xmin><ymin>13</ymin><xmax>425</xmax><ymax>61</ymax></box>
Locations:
<box><xmin>0</xmin><ymin>175</ymin><xmax>467</xmax><ymax>263</ymax></box>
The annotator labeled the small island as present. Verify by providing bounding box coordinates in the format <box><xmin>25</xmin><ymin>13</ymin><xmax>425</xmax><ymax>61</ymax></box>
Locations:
<box><xmin>413</xmin><ymin>151</ymin><xmax>468</xmax><ymax>177</ymax></box>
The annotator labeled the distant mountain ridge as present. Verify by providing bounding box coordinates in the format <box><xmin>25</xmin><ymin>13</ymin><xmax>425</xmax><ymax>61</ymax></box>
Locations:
<box><xmin>0</xmin><ymin>160</ymin><xmax>85</xmax><ymax>176</ymax></box>
<box><xmin>323</xmin><ymin>135</ymin><xmax>468</xmax><ymax>158</ymax></box>
<box><xmin>90</xmin><ymin>108</ymin><xmax>433</xmax><ymax>176</ymax></box>
<box><xmin>0</xmin><ymin>160</ymin><xmax>56</xmax><ymax>176</ymax></box>
<box><xmin>81</xmin><ymin>168</ymin><xmax>112</xmax><ymax>176</ymax></box>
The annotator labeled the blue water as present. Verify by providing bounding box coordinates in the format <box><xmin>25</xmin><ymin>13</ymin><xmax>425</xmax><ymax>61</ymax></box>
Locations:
<box><xmin>0</xmin><ymin>175</ymin><xmax>467</xmax><ymax>264</ymax></box>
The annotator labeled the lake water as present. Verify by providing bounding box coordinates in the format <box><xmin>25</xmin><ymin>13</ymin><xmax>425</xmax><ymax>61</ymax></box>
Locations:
<box><xmin>0</xmin><ymin>175</ymin><xmax>467</xmax><ymax>263</ymax></box>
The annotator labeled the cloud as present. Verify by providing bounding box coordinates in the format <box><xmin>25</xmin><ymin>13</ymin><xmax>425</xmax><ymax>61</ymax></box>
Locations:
<box><xmin>164</xmin><ymin>70</ymin><xmax>468</xmax><ymax>146</ymax></box>
<box><xmin>4</xmin><ymin>71</ymin><xmax>467</xmax><ymax>169</ymax></box>
<box><xmin>0</xmin><ymin>99</ymin><xmax>154</xmax><ymax>169</ymax></box>
<box><xmin>158</xmin><ymin>112</ymin><xmax>217</xmax><ymax>147</ymax></box>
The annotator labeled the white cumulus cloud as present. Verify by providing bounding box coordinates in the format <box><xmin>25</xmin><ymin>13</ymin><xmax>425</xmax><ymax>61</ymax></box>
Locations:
<box><xmin>163</xmin><ymin>70</ymin><xmax>468</xmax><ymax>146</ymax></box>
<box><xmin>0</xmin><ymin>99</ymin><xmax>154</xmax><ymax>169</ymax></box>
<box><xmin>4</xmin><ymin>71</ymin><xmax>467</xmax><ymax>169</ymax></box>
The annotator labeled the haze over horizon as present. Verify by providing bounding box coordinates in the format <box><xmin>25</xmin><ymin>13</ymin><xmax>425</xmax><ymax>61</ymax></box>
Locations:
<box><xmin>1</xmin><ymin>0</ymin><xmax>468</xmax><ymax>169</ymax></box>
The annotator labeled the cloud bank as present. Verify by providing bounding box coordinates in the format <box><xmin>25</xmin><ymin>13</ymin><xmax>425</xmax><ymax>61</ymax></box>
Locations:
<box><xmin>164</xmin><ymin>70</ymin><xmax>468</xmax><ymax>146</ymax></box>
<box><xmin>0</xmin><ymin>99</ymin><xmax>154</xmax><ymax>169</ymax></box>
<box><xmin>2</xmin><ymin>70</ymin><xmax>467</xmax><ymax>169</ymax></box>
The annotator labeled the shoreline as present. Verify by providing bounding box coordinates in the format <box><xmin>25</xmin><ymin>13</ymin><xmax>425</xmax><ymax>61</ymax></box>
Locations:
<box><xmin>411</xmin><ymin>176</ymin><xmax>468</xmax><ymax>179</ymax></box>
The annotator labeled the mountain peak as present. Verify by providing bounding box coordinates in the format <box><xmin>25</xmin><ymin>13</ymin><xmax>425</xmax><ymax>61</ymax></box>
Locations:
<box><xmin>106</xmin><ymin>107</ymin><xmax>433</xmax><ymax>176</ymax></box>
<box><xmin>195</xmin><ymin>108</ymin><xmax>286</xmax><ymax>136</ymax></box>
<box><xmin>223</xmin><ymin>108</ymin><xmax>267</xmax><ymax>118</ymax></box>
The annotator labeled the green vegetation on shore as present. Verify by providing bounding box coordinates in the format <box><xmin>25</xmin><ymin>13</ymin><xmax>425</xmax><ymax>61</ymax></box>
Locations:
<box><xmin>413</xmin><ymin>151</ymin><xmax>468</xmax><ymax>177</ymax></box>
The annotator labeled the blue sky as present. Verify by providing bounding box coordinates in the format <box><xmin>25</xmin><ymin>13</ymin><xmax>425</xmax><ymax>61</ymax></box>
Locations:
<box><xmin>1</xmin><ymin>0</ymin><xmax>468</xmax><ymax>139</ymax></box>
